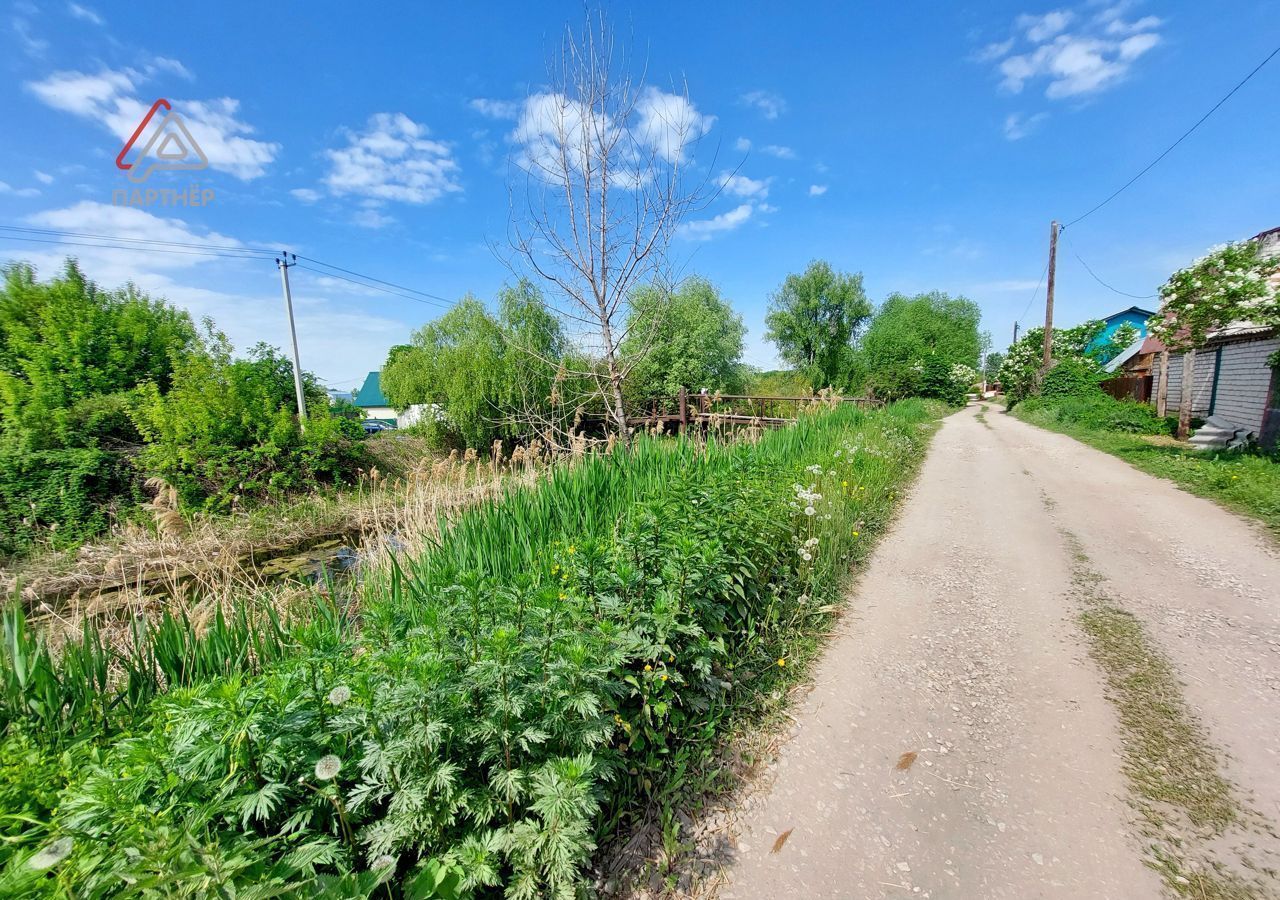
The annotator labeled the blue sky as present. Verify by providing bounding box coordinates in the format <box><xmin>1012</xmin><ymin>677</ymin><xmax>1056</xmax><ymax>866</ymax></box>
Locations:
<box><xmin>1</xmin><ymin>1</ymin><xmax>1277</xmax><ymax>393</ymax></box>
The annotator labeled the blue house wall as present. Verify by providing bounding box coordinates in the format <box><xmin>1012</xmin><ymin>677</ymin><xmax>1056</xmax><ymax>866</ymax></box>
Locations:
<box><xmin>1084</xmin><ymin>307</ymin><xmax>1157</xmax><ymax>356</ymax></box>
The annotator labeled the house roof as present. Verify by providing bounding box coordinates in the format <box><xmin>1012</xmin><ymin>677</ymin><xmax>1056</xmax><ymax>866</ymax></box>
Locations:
<box><xmin>1104</xmin><ymin>335</ymin><xmax>1148</xmax><ymax>372</ymax></box>
<box><xmin>1100</xmin><ymin>305</ymin><xmax>1157</xmax><ymax>324</ymax></box>
<box><xmin>354</xmin><ymin>371</ymin><xmax>389</xmax><ymax>407</ymax></box>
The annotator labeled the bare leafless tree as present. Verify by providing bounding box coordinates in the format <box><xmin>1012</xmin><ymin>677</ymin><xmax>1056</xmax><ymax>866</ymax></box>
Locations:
<box><xmin>502</xmin><ymin>11</ymin><xmax>714</xmax><ymax>443</ymax></box>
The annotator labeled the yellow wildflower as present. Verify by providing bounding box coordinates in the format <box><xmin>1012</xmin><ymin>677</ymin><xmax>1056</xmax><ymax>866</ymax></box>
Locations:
<box><xmin>777</xmin><ymin>658</ymin><xmax>786</xmax><ymax>667</ymax></box>
<box><xmin>644</xmin><ymin>664</ymin><xmax>652</xmax><ymax>672</ymax></box>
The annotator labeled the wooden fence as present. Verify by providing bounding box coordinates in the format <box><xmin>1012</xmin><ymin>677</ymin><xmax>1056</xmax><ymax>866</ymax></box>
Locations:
<box><xmin>1099</xmin><ymin>375</ymin><xmax>1153</xmax><ymax>403</ymax></box>
<box><xmin>624</xmin><ymin>388</ymin><xmax>883</xmax><ymax>431</ymax></box>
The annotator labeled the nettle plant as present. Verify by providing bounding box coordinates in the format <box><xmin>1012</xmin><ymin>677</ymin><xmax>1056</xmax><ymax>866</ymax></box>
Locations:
<box><xmin>1150</xmin><ymin>239</ymin><xmax>1280</xmax><ymax>353</ymax></box>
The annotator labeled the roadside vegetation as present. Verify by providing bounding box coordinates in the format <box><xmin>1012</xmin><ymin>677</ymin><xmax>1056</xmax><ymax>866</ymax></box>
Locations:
<box><xmin>0</xmin><ymin>400</ymin><xmax>942</xmax><ymax>897</ymax></box>
<box><xmin>0</xmin><ymin>262</ymin><xmax>368</xmax><ymax>561</ymax></box>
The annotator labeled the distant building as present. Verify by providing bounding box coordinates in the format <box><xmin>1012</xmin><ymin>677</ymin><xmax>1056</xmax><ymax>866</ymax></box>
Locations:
<box><xmin>1085</xmin><ymin>305</ymin><xmax>1158</xmax><ymax>360</ymax></box>
<box><xmin>354</xmin><ymin>371</ymin><xmax>398</xmax><ymax>426</ymax></box>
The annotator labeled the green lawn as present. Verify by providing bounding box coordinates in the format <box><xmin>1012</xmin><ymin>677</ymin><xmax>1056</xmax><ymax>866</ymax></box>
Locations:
<box><xmin>1012</xmin><ymin>402</ymin><xmax>1280</xmax><ymax>539</ymax></box>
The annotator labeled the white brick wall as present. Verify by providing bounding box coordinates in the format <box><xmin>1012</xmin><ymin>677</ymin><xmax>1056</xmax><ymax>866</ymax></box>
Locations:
<box><xmin>1155</xmin><ymin>335</ymin><xmax>1279</xmax><ymax>433</ymax></box>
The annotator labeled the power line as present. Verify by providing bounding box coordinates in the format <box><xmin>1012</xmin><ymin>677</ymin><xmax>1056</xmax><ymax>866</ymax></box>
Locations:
<box><xmin>0</xmin><ymin>224</ymin><xmax>274</xmax><ymax>256</ymax></box>
<box><xmin>1066</xmin><ymin>237</ymin><xmax>1157</xmax><ymax>301</ymax></box>
<box><xmin>1064</xmin><ymin>42</ymin><xmax>1280</xmax><ymax>229</ymax></box>
<box><xmin>1015</xmin><ymin>258</ymin><xmax>1050</xmax><ymax>328</ymax></box>
<box><xmin>292</xmin><ymin>263</ymin><xmax>454</xmax><ymax>310</ymax></box>
<box><xmin>294</xmin><ymin>254</ymin><xmax>455</xmax><ymax>307</ymax></box>
<box><xmin>0</xmin><ymin>222</ymin><xmax>462</xmax><ymax>313</ymax></box>
<box><xmin>0</xmin><ymin>233</ymin><xmax>267</xmax><ymax>261</ymax></box>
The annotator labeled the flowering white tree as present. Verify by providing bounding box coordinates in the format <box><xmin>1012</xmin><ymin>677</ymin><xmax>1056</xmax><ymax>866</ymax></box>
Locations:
<box><xmin>1150</xmin><ymin>239</ymin><xmax>1280</xmax><ymax>349</ymax></box>
<box><xmin>1150</xmin><ymin>239</ymin><xmax>1280</xmax><ymax>437</ymax></box>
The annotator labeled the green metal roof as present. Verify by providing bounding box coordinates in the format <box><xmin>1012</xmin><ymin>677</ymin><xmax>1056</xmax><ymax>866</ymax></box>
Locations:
<box><xmin>354</xmin><ymin>371</ymin><xmax>389</xmax><ymax>408</ymax></box>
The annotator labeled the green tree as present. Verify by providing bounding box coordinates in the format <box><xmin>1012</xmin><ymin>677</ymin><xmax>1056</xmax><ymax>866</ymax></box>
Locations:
<box><xmin>0</xmin><ymin>261</ymin><xmax>199</xmax><ymax>554</ymax></box>
<box><xmin>764</xmin><ymin>261</ymin><xmax>871</xmax><ymax>390</ymax></box>
<box><xmin>853</xmin><ymin>291</ymin><xmax>982</xmax><ymax>399</ymax></box>
<box><xmin>130</xmin><ymin>330</ymin><xmax>364</xmax><ymax>510</ymax></box>
<box><xmin>0</xmin><ymin>260</ymin><xmax>197</xmax><ymax>449</ymax></box>
<box><xmin>381</xmin><ymin>281</ymin><xmax>567</xmax><ymax>449</ymax></box>
<box><xmin>621</xmin><ymin>276</ymin><xmax>746</xmax><ymax>399</ymax></box>
<box><xmin>983</xmin><ymin>351</ymin><xmax>1004</xmax><ymax>382</ymax></box>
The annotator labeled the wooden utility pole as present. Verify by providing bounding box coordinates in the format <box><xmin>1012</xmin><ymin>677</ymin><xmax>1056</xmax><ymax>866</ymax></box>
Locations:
<box><xmin>1177</xmin><ymin>349</ymin><xmax>1196</xmax><ymax>440</ymax></box>
<box><xmin>1041</xmin><ymin>220</ymin><xmax>1059</xmax><ymax>371</ymax></box>
<box><xmin>1155</xmin><ymin>349</ymin><xmax>1169</xmax><ymax>417</ymax></box>
<box><xmin>1012</xmin><ymin>321</ymin><xmax>1019</xmax><ymax>345</ymax></box>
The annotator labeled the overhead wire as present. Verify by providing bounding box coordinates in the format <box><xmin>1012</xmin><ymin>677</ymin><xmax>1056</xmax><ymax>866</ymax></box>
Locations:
<box><xmin>1063</xmin><ymin>42</ymin><xmax>1280</xmax><ymax>229</ymax></box>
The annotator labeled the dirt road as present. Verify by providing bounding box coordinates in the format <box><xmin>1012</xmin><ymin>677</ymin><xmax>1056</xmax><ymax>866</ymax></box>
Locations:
<box><xmin>719</xmin><ymin>404</ymin><xmax>1280</xmax><ymax>899</ymax></box>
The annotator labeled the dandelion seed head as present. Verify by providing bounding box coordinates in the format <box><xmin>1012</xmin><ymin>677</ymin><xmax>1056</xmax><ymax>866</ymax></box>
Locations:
<box><xmin>314</xmin><ymin>754</ymin><xmax>342</xmax><ymax>781</ymax></box>
<box><xmin>327</xmin><ymin>685</ymin><xmax>351</xmax><ymax>706</ymax></box>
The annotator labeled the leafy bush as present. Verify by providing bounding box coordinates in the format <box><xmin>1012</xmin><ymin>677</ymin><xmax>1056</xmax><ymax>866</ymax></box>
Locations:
<box><xmin>0</xmin><ymin>447</ymin><xmax>139</xmax><ymax>556</ymax></box>
<box><xmin>1017</xmin><ymin>393</ymin><xmax>1175</xmax><ymax>435</ymax></box>
<box><xmin>852</xmin><ymin>292</ymin><xmax>982</xmax><ymax>400</ymax></box>
<box><xmin>1039</xmin><ymin>356</ymin><xmax>1105</xmax><ymax>400</ymax></box>
<box><xmin>0</xmin><ymin>401</ymin><xmax>941</xmax><ymax>896</ymax></box>
<box><xmin>131</xmin><ymin>334</ymin><xmax>366</xmax><ymax>511</ymax></box>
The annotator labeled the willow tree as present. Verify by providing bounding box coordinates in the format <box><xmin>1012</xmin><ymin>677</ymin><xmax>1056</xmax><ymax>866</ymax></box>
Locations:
<box><xmin>505</xmin><ymin>13</ymin><xmax>713</xmax><ymax>442</ymax></box>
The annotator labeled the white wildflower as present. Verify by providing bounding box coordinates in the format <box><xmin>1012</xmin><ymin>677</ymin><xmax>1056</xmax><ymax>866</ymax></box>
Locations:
<box><xmin>28</xmin><ymin>837</ymin><xmax>72</xmax><ymax>871</ymax></box>
<box><xmin>327</xmin><ymin>685</ymin><xmax>351</xmax><ymax>706</ymax></box>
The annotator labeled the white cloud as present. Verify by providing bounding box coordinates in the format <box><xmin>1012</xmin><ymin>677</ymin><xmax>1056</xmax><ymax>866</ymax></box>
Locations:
<box><xmin>1003</xmin><ymin>111</ymin><xmax>1047</xmax><ymax>140</ymax></box>
<box><xmin>33</xmin><ymin>170</ymin><xmax>54</xmax><ymax>185</ymax></box>
<box><xmin>352</xmin><ymin>208</ymin><xmax>395</xmax><ymax>229</ymax></box>
<box><xmin>759</xmin><ymin>144</ymin><xmax>796</xmax><ymax>160</ymax></box>
<box><xmin>66</xmin><ymin>3</ymin><xmax>103</xmax><ymax>25</ymax></box>
<box><xmin>808</xmin><ymin>184</ymin><xmax>828</xmax><ymax>197</ymax></box>
<box><xmin>975</xmin><ymin>38</ymin><xmax>1015</xmax><ymax>62</ymax></box>
<box><xmin>719</xmin><ymin>171</ymin><xmax>769</xmax><ymax>199</ymax></box>
<box><xmin>6</xmin><ymin>202</ymin><xmax>411</xmax><ymax>381</ymax></box>
<box><xmin>634</xmin><ymin>87</ymin><xmax>716</xmax><ymax>164</ymax></box>
<box><xmin>290</xmin><ymin>187</ymin><xmax>321</xmax><ymax>203</ymax></box>
<box><xmin>322</xmin><ymin>112</ymin><xmax>460</xmax><ymax>204</ymax></box>
<box><xmin>1018</xmin><ymin>10</ymin><xmax>1074</xmax><ymax>42</ymax></box>
<box><xmin>26</xmin><ymin>66</ymin><xmax>280</xmax><ymax>179</ymax></box>
<box><xmin>739</xmin><ymin>89</ymin><xmax>786</xmax><ymax>120</ymax></box>
<box><xmin>735</xmin><ymin>136</ymin><xmax>752</xmax><ymax>153</ymax></box>
<box><xmin>469</xmin><ymin>97</ymin><xmax>519</xmax><ymax>119</ymax></box>
<box><xmin>510</xmin><ymin>87</ymin><xmax>714</xmax><ymax>178</ymax></box>
<box><xmin>12</xmin><ymin>12</ymin><xmax>48</xmax><ymax>57</ymax></box>
<box><xmin>679</xmin><ymin>203</ymin><xmax>754</xmax><ymax>240</ymax></box>
<box><xmin>981</xmin><ymin>3</ymin><xmax>1162</xmax><ymax>99</ymax></box>
<box><xmin>0</xmin><ymin>181</ymin><xmax>41</xmax><ymax>198</ymax></box>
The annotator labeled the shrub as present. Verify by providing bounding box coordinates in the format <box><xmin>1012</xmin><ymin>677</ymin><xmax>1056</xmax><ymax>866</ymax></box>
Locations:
<box><xmin>1040</xmin><ymin>357</ymin><xmax>1105</xmax><ymax>400</ymax></box>
<box><xmin>1017</xmin><ymin>393</ymin><xmax>1175</xmax><ymax>435</ymax></box>
<box><xmin>131</xmin><ymin>336</ymin><xmax>367</xmax><ymax>511</ymax></box>
<box><xmin>0</xmin><ymin>447</ymin><xmax>138</xmax><ymax>556</ymax></box>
